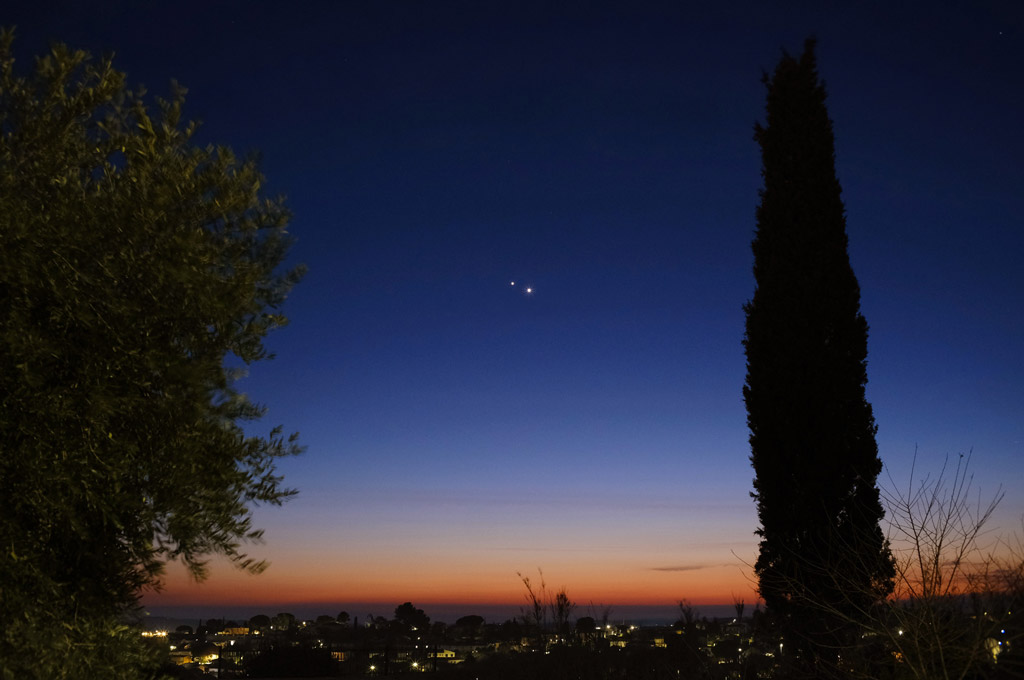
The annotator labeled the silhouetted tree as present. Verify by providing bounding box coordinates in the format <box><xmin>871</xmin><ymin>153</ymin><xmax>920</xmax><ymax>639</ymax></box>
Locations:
<box><xmin>0</xmin><ymin>28</ymin><xmax>302</xmax><ymax>680</ymax></box>
<box><xmin>456</xmin><ymin>614</ymin><xmax>485</xmax><ymax>629</ymax></box>
<box><xmin>743</xmin><ymin>38</ymin><xmax>893</xmax><ymax>675</ymax></box>
<box><xmin>592</xmin><ymin>603</ymin><xmax>613</xmax><ymax>631</ymax></box>
<box><xmin>574</xmin><ymin>616</ymin><xmax>596</xmax><ymax>646</ymax></box>
<box><xmin>519</xmin><ymin>569</ymin><xmax>550</xmax><ymax>647</ymax></box>
<box><xmin>552</xmin><ymin>588</ymin><xmax>576</xmax><ymax>641</ymax></box>
<box><xmin>454</xmin><ymin>614</ymin><xmax>485</xmax><ymax>642</ymax></box>
<box><xmin>394</xmin><ymin>602</ymin><xmax>430</xmax><ymax>632</ymax></box>
<box><xmin>673</xmin><ymin>600</ymin><xmax>707</xmax><ymax>679</ymax></box>
<box><xmin>676</xmin><ymin>599</ymin><xmax>699</xmax><ymax>627</ymax></box>
<box><xmin>574</xmin><ymin>616</ymin><xmax>596</xmax><ymax>633</ymax></box>
<box><xmin>249</xmin><ymin>614</ymin><xmax>271</xmax><ymax>631</ymax></box>
<box><xmin>272</xmin><ymin>612</ymin><xmax>297</xmax><ymax>631</ymax></box>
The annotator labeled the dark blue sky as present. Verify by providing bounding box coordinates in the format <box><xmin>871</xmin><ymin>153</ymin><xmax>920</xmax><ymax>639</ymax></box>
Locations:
<box><xmin>9</xmin><ymin>1</ymin><xmax>1023</xmax><ymax>611</ymax></box>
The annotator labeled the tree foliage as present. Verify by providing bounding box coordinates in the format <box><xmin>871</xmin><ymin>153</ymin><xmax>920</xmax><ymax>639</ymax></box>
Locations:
<box><xmin>743</xmin><ymin>38</ymin><xmax>893</xmax><ymax>672</ymax></box>
<box><xmin>0</xmin><ymin>29</ymin><xmax>303</xmax><ymax>678</ymax></box>
<box><xmin>394</xmin><ymin>601</ymin><xmax>431</xmax><ymax>632</ymax></box>
<box><xmin>456</xmin><ymin>614</ymin><xmax>484</xmax><ymax>627</ymax></box>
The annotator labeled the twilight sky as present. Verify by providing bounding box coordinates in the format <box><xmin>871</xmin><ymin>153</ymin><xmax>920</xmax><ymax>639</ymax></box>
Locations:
<box><xmin>9</xmin><ymin>1</ymin><xmax>1023</xmax><ymax>621</ymax></box>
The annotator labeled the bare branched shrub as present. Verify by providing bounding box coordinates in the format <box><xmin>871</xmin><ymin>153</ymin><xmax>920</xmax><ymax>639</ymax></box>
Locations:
<box><xmin>879</xmin><ymin>452</ymin><xmax>1016</xmax><ymax>680</ymax></box>
<box><xmin>677</xmin><ymin>599</ymin><xmax>700</xmax><ymax>627</ymax></box>
<box><xmin>517</xmin><ymin>569</ymin><xmax>576</xmax><ymax>649</ymax></box>
<box><xmin>518</xmin><ymin>568</ymin><xmax>549</xmax><ymax>647</ymax></box>
<box><xmin>776</xmin><ymin>452</ymin><xmax>1023</xmax><ymax>680</ymax></box>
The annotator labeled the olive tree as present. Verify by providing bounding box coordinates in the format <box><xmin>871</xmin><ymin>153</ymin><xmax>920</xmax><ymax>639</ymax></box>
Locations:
<box><xmin>0</xmin><ymin>29</ymin><xmax>303</xmax><ymax>678</ymax></box>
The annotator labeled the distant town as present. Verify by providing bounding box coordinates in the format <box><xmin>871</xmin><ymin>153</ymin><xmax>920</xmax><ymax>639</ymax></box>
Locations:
<box><xmin>138</xmin><ymin>601</ymin><xmax>778</xmax><ymax>678</ymax></box>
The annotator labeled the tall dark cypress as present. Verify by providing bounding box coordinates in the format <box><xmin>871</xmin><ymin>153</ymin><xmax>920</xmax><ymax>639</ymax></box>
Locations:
<box><xmin>743</xmin><ymin>39</ymin><xmax>893</xmax><ymax>671</ymax></box>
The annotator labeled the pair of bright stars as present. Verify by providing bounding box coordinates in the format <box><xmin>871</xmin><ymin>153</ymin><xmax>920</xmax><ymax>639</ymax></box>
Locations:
<box><xmin>509</xmin><ymin>281</ymin><xmax>533</xmax><ymax>294</ymax></box>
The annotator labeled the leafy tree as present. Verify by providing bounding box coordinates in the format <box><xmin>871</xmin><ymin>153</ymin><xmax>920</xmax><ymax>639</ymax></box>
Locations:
<box><xmin>249</xmin><ymin>614</ymin><xmax>271</xmax><ymax>631</ymax></box>
<box><xmin>743</xmin><ymin>38</ymin><xmax>893</xmax><ymax>674</ymax></box>
<box><xmin>393</xmin><ymin>601</ymin><xmax>430</xmax><ymax>631</ymax></box>
<box><xmin>455</xmin><ymin>614</ymin><xmax>484</xmax><ymax>629</ymax></box>
<box><xmin>573</xmin><ymin>616</ymin><xmax>597</xmax><ymax>647</ymax></box>
<box><xmin>454</xmin><ymin>614</ymin><xmax>484</xmax><ymax>643</ymax></box>
<box><xmin>574</xmin><ymin>615</ymin><xmax>595</xmax><ymax>632</ymax></box>
<box><xmin>0</xmin><ymin>30</ymin><xmax>303</xmax><ymax>678</ymax></box>
<box><xmin>272</xmin><ymin>613</ymin><xmax>297</xmax><ymax>631</ymax></box>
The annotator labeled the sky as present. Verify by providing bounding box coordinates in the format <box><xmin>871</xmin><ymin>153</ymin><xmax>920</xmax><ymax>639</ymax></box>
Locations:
<box><xmin>8</xmin><ymin>1</ymin><xmax>1023</xmax><ymax>623</ymax></box>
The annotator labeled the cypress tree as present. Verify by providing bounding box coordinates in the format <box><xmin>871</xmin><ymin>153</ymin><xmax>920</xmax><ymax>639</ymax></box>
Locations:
<box><xmin>743</xmin><ymin>39</ymin><xmax>893</xmax><ymax>673</ymax></box>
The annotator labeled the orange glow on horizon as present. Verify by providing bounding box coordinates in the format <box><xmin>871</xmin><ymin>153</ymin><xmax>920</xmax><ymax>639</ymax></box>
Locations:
<box><xmin>144</xmin><ymin>489</ymin><xmax>763</xmax><ymax>616</ymax></box>
<box><xmin>145</xmin><ymin>554</ymin><xmax>758</xmax><ymax>612</ymax></box>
